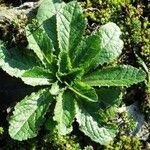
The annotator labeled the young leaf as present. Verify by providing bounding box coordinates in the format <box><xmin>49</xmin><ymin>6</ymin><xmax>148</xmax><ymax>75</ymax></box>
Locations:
<box><xmin>9</xmin><ymin>89</ymin><xmax>54</xmax><ymax>141</ymax></box>
<box><xmin>83</xmin><ymin>65</ymin><xmax>146</xmax><ymax>87</ymax></box>
<box><xmin>57</xmin><ymin>51</ymin><xmax>72</xmax><ymax>73</ymax></box>
<box><xmin>53</xmin><ymin>90</ymin><xmax>77</xmax><ymax>135</ymax></box>
<box><xmin>26</xmin><ymin>25</ymin><xmax>54</xmax><ymax>65</ymax></box>
<box><xmin>69</xmin><ymin>81</ymin><xmax>98</xmax><ymax>102</ymax></box>
<box><xmin>57</xmin><ymin>67</ymin><xmax>84</xmax><ymax>85</ymax></box>
<box><xmin>49</xmin><ymin>82</ymin><xmax>60</xmax><ymax>95</ymax></box>
<box><xmin>76</xmin><ymin>104</ymin><xmax>118</xmax><ymax>145</ymax></box>
<box><xmin>22</xmin><ymin>66</ymin><xmax>54</xmax><ymax>86</ymax></box>
<box><xmin>89</xmin><ymin>22</ymin><xmax>124</xmax><ymax>69</ymax></box>
<box><xmin>56</xmin><ymin>1</ymin><xmax>87</xmax><ymax>55</ymax></box>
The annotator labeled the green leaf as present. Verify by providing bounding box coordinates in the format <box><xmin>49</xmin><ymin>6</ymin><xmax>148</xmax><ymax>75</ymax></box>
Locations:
<box><xmin>43</xmin><ymin>16</ymin><xmax>59</xmax><ymax>52</ymax></box>
<box><xmin>22</xmin><ymin>66</ymin><xmax>54</xmax><ymax>86</ymax></box>
<box><xmin>76</xmin><ymin>104</ymin><xmax>118</xmax><ymax>145</ymax></box>
<box><xmin>36</xmin><ymin>0</ymin><xmax>65</xmax><ymax>23</ymax></box>
<box><xmin>37</xmin><ymin>0</ymin><xmax>66</xmax><ymax>51</ymax></box>
<box><xmin>83</xmin><ymin>65</ymin><xmax>146</xmax><ymax>87</ymax></box>
<box><xmin>89</xmin><ymin>22</ymin><xmax>123</xmax><ymax>69</ymax></box>
<box><xmin>0</xmin><ymin>43</ymin><xmax>39</xmax><ymax>84</ymax></box>
<box><xmin>0</xmin><ymin>42</ymin><xmax>50</xmax><ymax>86</ymax></box>
<box><xmin>69</xmin><ymin>81</ymin><xmax>98</xmax><ymax>102</ymax></box>
<box><xmin>26</xmin><ymin>25</ymin><xmax>54</xmax><ymax>65</ymax></box>
<box><xmin>9</xmin><ymin>89</ymin><xmax>53</xmax><ymax>141</ymax></box>
<box><xmin>53</xmin><ymin>90</ymin><xmax>77</xmax><ymax>135</ymax></box>
<box><xmin>72</xmin><ymin>34</ymin><xmax>100</xmax><ymax>70</ymax></box>
<box><xmin>73</xmin><ymin>22</ymin><xmax>123</xmax><ymax>71</ymax></box>
<box><xmin>56</xmin><ymin>1</ymin><xmax>87</xmax><ymax>55</ymax></box>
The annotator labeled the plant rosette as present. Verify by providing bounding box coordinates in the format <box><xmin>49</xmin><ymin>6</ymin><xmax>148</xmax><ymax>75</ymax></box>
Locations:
<box><xmin>0</xmin><ymin>0</ymin><xmax>146</xmax><ymax>145</ymax></box>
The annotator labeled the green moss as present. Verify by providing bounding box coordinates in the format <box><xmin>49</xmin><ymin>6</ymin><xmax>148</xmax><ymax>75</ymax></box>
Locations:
<box><xmin>104</xmin><ymin>134</ymin><xmax>142</xmax><ymax>150</ymax></box>
<box><xmin>44</xmin><ymin>116</ymin><xmax>81</xmax><ymax>150</ymax></box>
<box><xmin>83</xmin><ymin>146</ymin><xmax>94</xmax><ymax>150</ymax></box>
<box><xmin>120</xmin><ymin>111</ymin><xmax>137</xmax><ymax>132</ymax></box>
<box><xmin>0</xmin><ymin>127</ymin><xmax>4</xmax><ymax>135</ymax></box>
<box><xmin>141</xmin><ymin>20</ymin><xmax>150</xmax><ymax>67</ymax></box>
<box><xmin>142</xmin><ymin>90</ymin><xmax>150</xmax><ymax>121</ymax></box>
<box><xmin>43</xmin><ymin>131</ymin><xmax>81</xmax><ymax>150</ymax></box>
